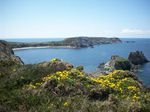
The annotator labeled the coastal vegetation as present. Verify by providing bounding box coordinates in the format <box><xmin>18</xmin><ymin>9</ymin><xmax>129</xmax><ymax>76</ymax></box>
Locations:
<box><xmin>0</xmin><ymin>58</ymin><xmax>150</xmax><ymax>112</ymax></box>
<box><xmin>0</xmin><ymin>40</ymin><xmax>150</xmax><ymax>112</ymax></box>
<box><xmin>1</xmin><ymin>0</ymin><xmax>150</xmax><ymax>111</ymax></box>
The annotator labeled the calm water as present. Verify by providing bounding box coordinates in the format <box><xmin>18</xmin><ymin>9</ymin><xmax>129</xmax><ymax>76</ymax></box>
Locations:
<box><xmin>3</xmin><ymin>38</ymin><xmax>150</xmax><ymax>86</ymax></box>
<box><xmin>4</xmin><ymin>38</ymin><xmax>64</xmax><ymax>42</ymax></box>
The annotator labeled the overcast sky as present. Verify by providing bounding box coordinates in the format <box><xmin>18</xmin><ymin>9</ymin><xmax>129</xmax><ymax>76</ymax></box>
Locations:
<box><xmin>0</xmin><ymin>0</ymin><xmax>150</xmax><ymax>38</ymax></box>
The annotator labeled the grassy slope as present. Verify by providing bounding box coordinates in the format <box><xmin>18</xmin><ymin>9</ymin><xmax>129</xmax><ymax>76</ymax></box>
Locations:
<box><xmin>0</xmin><ymin>59</ymin><xmax>150</xmax><ymax>112</ymax></box>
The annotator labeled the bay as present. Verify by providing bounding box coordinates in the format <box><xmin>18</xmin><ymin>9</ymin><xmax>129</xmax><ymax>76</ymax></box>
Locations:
<box><xmin>4</xmin><ymin>38</ymin><xmax>150</xmax><ymax>86</ymax></box>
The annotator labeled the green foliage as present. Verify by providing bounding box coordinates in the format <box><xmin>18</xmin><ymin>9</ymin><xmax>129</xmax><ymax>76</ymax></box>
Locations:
<box><xmin>76</xmin><ymin>66</ymin><xmax>84</xmax><ymax>71</ymax></box>
<box><xmin>0</xmin><ymin>60</ymin><xmax>150</xmax><ymax>112</ymax></box>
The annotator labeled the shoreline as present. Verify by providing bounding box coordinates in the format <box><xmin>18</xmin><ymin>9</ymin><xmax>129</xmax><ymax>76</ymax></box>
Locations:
<box><xmin>13</xmin><ymin>46</ymin><xmax>75</xmax><ymax>51</ymax></box>
<box><xmin>9</xmin><ymin>37</ymin><xmax>122</xmax><ymax>50</ymax></box>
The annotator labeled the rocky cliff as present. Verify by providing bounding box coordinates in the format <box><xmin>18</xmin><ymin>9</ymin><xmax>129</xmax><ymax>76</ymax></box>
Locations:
<box><xmin>0</xmin><ymin>40</ymin><xmax>23</xmax><ymax>64</ymax></box>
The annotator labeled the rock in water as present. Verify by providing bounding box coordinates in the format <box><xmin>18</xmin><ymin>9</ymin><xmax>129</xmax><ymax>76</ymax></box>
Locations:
<box><xmin>0</xmin><ymin>40</ymin><xmax>24</xmax><ymax>64</ymax></box>
<box><xmin>128</xmin><ymin>51</ymin><xmax>149</xmax><ymax>65</ymax></box>
<box><xmin>103</xmin><ymin>55</ymin><xmax>132</xmax><ymax>71</ymax></box>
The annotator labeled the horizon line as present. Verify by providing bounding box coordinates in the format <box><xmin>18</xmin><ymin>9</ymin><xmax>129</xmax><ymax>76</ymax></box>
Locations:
<box><xmin>1</xmin><ymin>36</ymin><xmax>150</xmax><ymax>39</ymax></box>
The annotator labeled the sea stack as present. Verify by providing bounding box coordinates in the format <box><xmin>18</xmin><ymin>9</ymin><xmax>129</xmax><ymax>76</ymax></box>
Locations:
<box><xmin>128</xmin><ymin>51</ymin><xmax>149</xmax><ymax>65</ymax></box>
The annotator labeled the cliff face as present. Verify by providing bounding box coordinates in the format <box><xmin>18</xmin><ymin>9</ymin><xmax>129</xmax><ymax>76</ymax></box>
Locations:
<box><xmin>8</xmin><ymin>37</ymin><xmax>122</xmax><ymax>49</ymax></box>
<box><xmin>0</xmin><ymin>40</ymin><xmax>23</xmax><ymax>64</ymax></box>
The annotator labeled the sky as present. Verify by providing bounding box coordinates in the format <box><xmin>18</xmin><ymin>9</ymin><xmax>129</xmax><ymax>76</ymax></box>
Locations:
<box><xmin>0</xmin><ymin>0</ymin><xmax>150</xmax><ymax>38</ymax></box>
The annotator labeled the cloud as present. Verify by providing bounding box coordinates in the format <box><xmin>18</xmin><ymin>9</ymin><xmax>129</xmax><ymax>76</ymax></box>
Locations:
<box><xmin>121</xmin><ymin>29</ymin><xmax>150</xmax><ymax>35</ymax></box>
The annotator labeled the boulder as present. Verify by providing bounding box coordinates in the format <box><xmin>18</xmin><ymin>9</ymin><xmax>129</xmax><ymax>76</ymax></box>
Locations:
<box><xmin>128</xmin><ymin>51</ymin><xmax>149</xmax><ymax>65</ymax></box>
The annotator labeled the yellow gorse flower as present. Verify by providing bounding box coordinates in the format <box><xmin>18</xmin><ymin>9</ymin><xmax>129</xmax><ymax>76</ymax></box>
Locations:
<box><xmin>50</xmin><ymin>58</ymin><xmax>59</xmax><ymax>62</ymax></box>
<box><xmin>127</xmin><ymin>86</ymin><xmax>140</xmax><ymax>92</ymax></box>
<box><xmin>26</xmin><ymin>69</ymin><xmax>86</xmax><ymax>90</ymax></box>
<box><xmin>132</xmin><ymin>95</ymin><xmax>140</xmax><ymax>101</ymax></box>
<box><xmin>25</xmin><ymin>69</ymin><xmax>142</xmax><ymax>102</ymax></box>
<box><xmin>26</xmin><ymin>83</ymin><xmax>36</xmax><ymax>89</ymax></box>
<box><xmin>90</xmin><ymin>70</ymin><xmax>141</xmax><ymax>101</ymax></box>
<box><xmin>64</xmin><ymin>101</ymin><xmax>69</xmax><ymax>107</ymax></box>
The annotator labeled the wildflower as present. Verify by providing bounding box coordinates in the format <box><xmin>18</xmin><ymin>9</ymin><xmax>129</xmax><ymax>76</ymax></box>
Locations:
<box><xmin>132</xmin><ymin>95</ymin><xmax>140</xmax><ymax>101</ymax></box>
<box><xmin>64</xmin><ymin>101</ymin><xmax>69</xmax><ymax>107</ymax></box>
<box><xmin>26</xmin><ymin>83</ymin><xmax>36</xmax><ymax>89</ymax></box>
<box><xmin>35</xmin><ymin>82</ymin><xmax>42</xmax><ymax>86</ymax></box>
<box><xmin>90</xmin><ymin>70</ymin><xmax>141</xmax><ymax>97</ymax></box>
<box><xmin>50</xmin><ymin>58</ymin><xmax>60</xmax><ymax>62</ymax></box>
<box><xmin>127</xmin><ymin>86</ymin><xmax>139</xmax><ymax>92</ymax></box>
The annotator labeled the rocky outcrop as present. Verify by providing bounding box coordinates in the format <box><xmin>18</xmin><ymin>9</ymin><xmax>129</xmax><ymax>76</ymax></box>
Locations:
<box><xmin>99</xmin><ymin>51</ymin><xmax>149</xmax><ymax>73</ymax></box>
<box><xmin>8</xmin><ymin>37</ymin><xmax>122</xmax><ymax>49</ymax></box>
<box><xmin>0</xmin><ymin>40</ymin><xmax>23</xmax><ymax>64</ymax></box>
<box><xmin>63</xmin><ymin>37</ymin><xmax>121</xmax><ymax>48</ymax></box>
<box><xmin>38</xmin><ymin>59</ymin><xmax>73</xmax><ymax>72</ymax></box>
<box><xmin>101</xmin><ymin>55</ymin><xmax>132</xmax><ymax>71</ymax></box>
<box><xmin>128</xmin><ymin>51</ymin><xmax>149</xmax><ymax>65</ymax></box>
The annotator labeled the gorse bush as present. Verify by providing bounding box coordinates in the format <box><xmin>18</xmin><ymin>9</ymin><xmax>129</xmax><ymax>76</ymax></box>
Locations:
<box><xmin>90</xmin><ymin>70</ymin><xmax>141</xmax><ymax>101</ymax></box>
<box><xmin>50</xmin><ymin>58</ymin><xmax>61</xmax><ymax>63</ymax></box>
<box><xmin>0</xmin><ymin>59</ymin><xmax>150</xmax><ymax>112</ymax></box>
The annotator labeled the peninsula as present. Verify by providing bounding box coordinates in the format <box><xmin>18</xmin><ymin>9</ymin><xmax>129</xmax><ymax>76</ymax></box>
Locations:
<box><xmin>8</xmin><ymin>37</ymin><xmax>121</xmax><ymax>49</ymax></box>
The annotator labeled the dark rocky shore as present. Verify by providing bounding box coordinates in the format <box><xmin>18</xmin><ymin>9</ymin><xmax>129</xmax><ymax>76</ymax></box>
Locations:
<box><xmin>7</xmin><ymin>37</ymin><xmax>121</xmax><ymax>49</ymax></box>
<box><xmin>98</xmin><ymin>51</ymin><xmax>149</xmax><ymax>73</ymax></box>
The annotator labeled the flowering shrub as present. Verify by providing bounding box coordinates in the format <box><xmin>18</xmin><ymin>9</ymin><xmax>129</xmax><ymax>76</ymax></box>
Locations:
<box><xmin>90</xmin><ymin>70</ymin><xmax>141</xmax><ymax>101</ymax></box>
<box><xmin>1</xmin><ymin>59</ymin><xmax>150</xmax><ymax>112</ymax></box>
<box><xmin>25</xmin><ymin>69</ymin><xmax>142</xmax><ymax>102</ymax></box>
<box><xmin>25</xmin><ymin>69</ymin><xmax>85</xmax><ymax>89</ymax></box>
<box><xmin>42</xmin><ymin>70</ymin><xmax>71</xmax><ymax>81</ymax></box>
<box><xmin>50</xmin><ymin>58</ymin><xmax>61</xmax><ymax>63</ymax></box>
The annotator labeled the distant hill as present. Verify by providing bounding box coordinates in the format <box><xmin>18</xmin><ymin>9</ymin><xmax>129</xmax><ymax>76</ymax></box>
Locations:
<box><xmin>7</xmin><ymin>37</ymin><xmax>122</xmax><ymax>49</ymax></box>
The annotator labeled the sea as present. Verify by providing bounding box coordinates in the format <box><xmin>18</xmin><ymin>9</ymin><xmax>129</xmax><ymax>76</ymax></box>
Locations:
<box><xmin>3</xmin><ymin>38</ymin><xmax>150</xmax><ymax>86</ymax></box>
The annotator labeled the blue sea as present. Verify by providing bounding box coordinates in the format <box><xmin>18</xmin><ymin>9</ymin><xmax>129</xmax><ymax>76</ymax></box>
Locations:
<box><xmin>4</xmin><ymin>38</ymin><xmax>150</xmax><ymax>86</ymax></box>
